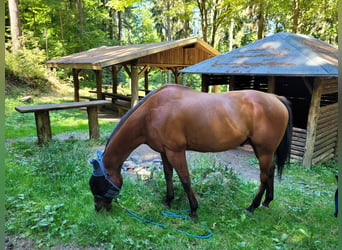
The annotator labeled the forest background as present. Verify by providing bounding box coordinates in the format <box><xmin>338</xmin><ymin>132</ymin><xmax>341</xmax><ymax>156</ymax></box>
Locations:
<box><xmin>5</xmin><ymin>0</ymin><xmax>338</xmax><ymax>90</ymax></box>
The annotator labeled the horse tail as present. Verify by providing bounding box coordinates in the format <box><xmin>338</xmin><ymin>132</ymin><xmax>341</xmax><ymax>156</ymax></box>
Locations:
<box><xmin>275</xmin><ymin>96</ymin><xmax>293</xmax><ymax>180</ymax></box>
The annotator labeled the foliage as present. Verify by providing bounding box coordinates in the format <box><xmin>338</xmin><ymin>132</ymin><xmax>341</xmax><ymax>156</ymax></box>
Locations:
<box><xmin>5</xmin><ymin>94</ymin><xmax>338</xmax><ymax>249</ymax></box>
<box><xmin>5</xmin><ymin>39</ymin><xmax>49</xmax><ymax>88</ymax></box>
<box><xmin>5</xmin><ymin>0</ymin><xmax>337</xmax><ymax>59</ymax></box>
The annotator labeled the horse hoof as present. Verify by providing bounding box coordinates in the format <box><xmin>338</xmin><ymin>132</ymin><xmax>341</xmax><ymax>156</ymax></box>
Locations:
<box><xmin>189</xmin><ymin>214</ymin><xmax>198</xmax><ymax>220</ymax></box>
<box><xmin>244</xmin><ymin>209</ymin><xmax>253</xmax><ymax>215</ymax></box>
<box><xmin>162</xmin><ymin>200</ymin><xmax>171</xmax><ymax>208</ymax></box>
<box><xmin>245</xmin><ymin>205</ymin><xmax>255</xmax><ymax>214</ymax></box>
<box><xmin>261</xmin><ymin>204</ymin><xmax>270</xmax><ymax>209</ymax></box>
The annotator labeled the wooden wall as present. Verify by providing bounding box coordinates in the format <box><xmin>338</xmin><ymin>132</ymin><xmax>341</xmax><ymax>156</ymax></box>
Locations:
<box><xmin>202</xmin><ymin>75</ymin><xmax>338</xmax><ymax>166</ymax></box>
<box><xmin>312</xmin><ymin>103</ymin><xmax>338</xmax><ymax>164</ymax></box>
<box><xmin>291</xmin><ymin>127</ymin><xmax>307</xmax><ymax>161</ymax></box>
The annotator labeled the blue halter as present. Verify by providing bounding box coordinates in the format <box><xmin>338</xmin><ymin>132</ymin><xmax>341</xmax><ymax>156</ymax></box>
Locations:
<box><xmin>90</xmin><ymin>150</ymin><xmax>120</xmax><ymax>199</ymax></box>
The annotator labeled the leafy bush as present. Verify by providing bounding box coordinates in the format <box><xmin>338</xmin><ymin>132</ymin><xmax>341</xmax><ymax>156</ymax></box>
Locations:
<box><xmin>5</xmin><ymin>36</ymin><xmax>65</xmax><ymax>95</ymax></box>
<box><xmin>6</xmin><ymin>43</ymin><xmax>47</xmax><ymax>87</ymax></box>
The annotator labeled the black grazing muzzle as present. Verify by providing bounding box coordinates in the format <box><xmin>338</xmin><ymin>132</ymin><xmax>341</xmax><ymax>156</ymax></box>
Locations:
<box><xmin>89</xmin><ymin>150</ymin><xmax>120</xmax><ymax>212</ymax></box>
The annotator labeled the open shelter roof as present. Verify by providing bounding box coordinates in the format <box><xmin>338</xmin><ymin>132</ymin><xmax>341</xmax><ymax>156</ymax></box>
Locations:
<box><xmin>46</xmin><ymin>37</ymin><xmax>219</xmax><ymax>70</ymax></box>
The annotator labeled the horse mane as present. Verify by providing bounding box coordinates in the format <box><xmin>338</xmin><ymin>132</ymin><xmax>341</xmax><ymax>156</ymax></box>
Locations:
<box><xmin>104</xmin><ymin>84</ymin><xmax>175</xmax><ymax>148</ymax></box>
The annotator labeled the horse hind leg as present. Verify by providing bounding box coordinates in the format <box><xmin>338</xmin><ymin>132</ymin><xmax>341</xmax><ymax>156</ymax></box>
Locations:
<box><xmin>160</xmin><ymin>152</ymin><xmax>174</xmax><ymax>208</ymax></box>
<box><xmin>246</xmin><ymin>154</ymin><xmax>275</xmax><ymax>213</ymax></box>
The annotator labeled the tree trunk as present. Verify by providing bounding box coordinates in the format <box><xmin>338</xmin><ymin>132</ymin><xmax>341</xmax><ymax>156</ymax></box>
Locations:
<box><xmin>8</xmin><ymin>0</ymin><xmax>22</xmax><ymax>50</ymax></box>
<box><xmin>76</xmin><ymin>0</ymin><xmax>84</xmax><ymax>51</ymax></box>
<box><xmin>228</xmin><ymin>18</ymin><xmax>234</xmax><ymax>51</ymax></box>
<box><xmin>196</xmin><ymin>0</ymin><xmax>208</xmax><ymax>43</ymax></box>
<box><xmin>257</xmin><ymin>1</ymin><xmax>264</xmax><ymax>39</ymax></box>
<box><xmin>118</xmin><ymin>11</ymin><xmax>122</xmax><ymax>45</ymax></box>
<box><xmin>292</xmin><ymin>0</ymin><xmax>300</xmax><ymax>33</ymax></box>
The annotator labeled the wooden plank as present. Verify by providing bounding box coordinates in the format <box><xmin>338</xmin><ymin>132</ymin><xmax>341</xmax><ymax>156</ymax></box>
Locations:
<box><xmin>293</xmin><ymin>127</ymin><xmax>307</xmax><ymax>133</ymax></box>
<box><xmin>314</xmin><ymin>134</ymin><xmax>337</xmax><ymax>150</ymax></box>
<box><xmin>317</xmin><ymin>117</ymin><xmax>337</xmax><ymax>130</ymax></box>
<box><xmin>291</xmin><ymin>140</ymin><xmax>306</xmax><ymax>148</ymax></box>
<box><xmin>15</xmin><ymin>100</ymin><xmax>111</xmax><ymax>113</ymax></box>
<box><xmin>319</xmin><ymin>103</ymin><xmax>338</xmax><ymax>113</ymax></box>
<box><xmin>321</xmin><ymin>79</ymin><xmax>337</xmax><ymax>95</ymax></box>
<box><xmin>291</xmin><ymin>144</ymin><xmax>305</xmax><ymax>152</ymax></box>
<box><xmin>291</xmin><ymin>154</ymin><xmax>304</xmax><ymax>161</ymax></box>
<box><xmin>317</xmin><ymin>111</ymin><xmax>337</xmax><ymax>123</ymax></box>
<box><xmin>316</xmin><ymin>128</ymin><xmax>338</xmax><ymax>141</ymax></box>
<box><xmin>312</xmin><ymin>148</ymin><xmax>335</xmax><ymax>165</ymax></box>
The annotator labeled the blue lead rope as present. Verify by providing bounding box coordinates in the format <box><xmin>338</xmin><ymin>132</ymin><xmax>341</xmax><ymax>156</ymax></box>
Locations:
<box><xmin>115</xmin><ymin>201</ymin><xmax>213</xmax><ymax>239</ymax></box>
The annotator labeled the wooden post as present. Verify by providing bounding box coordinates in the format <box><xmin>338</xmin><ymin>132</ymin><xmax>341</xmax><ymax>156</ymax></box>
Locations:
<box><xmin>302</xmin><ymin>78</ymin><xmax>323</xmax><ymax>166</ymax></box>
<box><xmin>144</xmin><ymin>68</ymin><xmax>149</xmax><ymax>95</ymax></box>
<box><xmin>268</xmin><ymin>76</ymin><xmax>275</xmax><ymax>93</ymax></box>
<box><xmin>131</xmin><ymin>65</ymin><xmax>139</xmax><ymax>107</ymax></box>
<box><xmin>94</xmin><ymin>70</ymin><xmax>103</xmax><ymax>100</ymax></box>
<box><xmin>229</xmin><ymin>75</ymin><xmax>235</xmax><ymax>91</ymax></box>
<box><xmin>72</xmin><ymin>69</ymin><xmax>81</xmax><ymax>102</ymax></box>
<box><xmin>171</xmin><ymin>68</ymin><xmax>180</xmax><ymax>84</ymax></box>
<box><xmin>34</xmin><ymin>111</ymin><xmax>52</xmax><ymax>144</ymax></box>
<box><xmin>112</xmin><ymin>65</ymin><xmax>118</xmax><ymax>94</ymax></box>
<box><xmin>87</xmin><ymin>106</ymin><xmax>100</xmax><ymax>139</ymax></box>
<box><xmin>201</xmin><ymin>74</ymin><xmax>209</xmax><ymax>92</ymax></box>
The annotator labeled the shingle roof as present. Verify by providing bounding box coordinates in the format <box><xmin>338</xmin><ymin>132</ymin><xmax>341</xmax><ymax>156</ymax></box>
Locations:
<box><xmin>181</xmin><ymin>32</ymin><xmax>337</xmax><ymax>77</ymax></box>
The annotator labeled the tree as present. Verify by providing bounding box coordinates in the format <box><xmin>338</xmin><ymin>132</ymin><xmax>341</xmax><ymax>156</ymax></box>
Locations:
<box><xmin>151</xmin><ymin>0</ymin><xmax>194</xmax><ymax>41</ymax></box>
<box><xmin>8</xmin><ymin>0</ymin><xmax>22</xmax><ymax>50</ymax></box>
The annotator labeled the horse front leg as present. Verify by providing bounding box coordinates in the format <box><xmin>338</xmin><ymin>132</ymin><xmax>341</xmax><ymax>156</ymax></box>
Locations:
<box><xmin>161</xmin><ymin>152</ymin><xmax>174</xmax><ymax>208</ymax></box>
<box><xmin>246</xmin><ymin>154</ymin><xmax>274</xmax><ymax>213</ymax></box>
<box><xmin>165</xmin><ymin>149</ymin><xmax>198</xmax><ymax>219</ymax></box>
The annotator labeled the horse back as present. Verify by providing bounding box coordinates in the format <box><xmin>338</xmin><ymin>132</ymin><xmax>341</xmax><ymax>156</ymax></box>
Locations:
<box><xmin>142</xmin><ymin>85</ymin><xmax>288</xmax><ymax>153</ymax></box>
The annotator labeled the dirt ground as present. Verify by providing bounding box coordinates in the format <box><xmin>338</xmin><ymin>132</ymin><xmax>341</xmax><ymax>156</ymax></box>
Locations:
<box><xmin>127</xmin><ymin>143</ymin><xmax>260</xmax><ymax>182</ymax></box>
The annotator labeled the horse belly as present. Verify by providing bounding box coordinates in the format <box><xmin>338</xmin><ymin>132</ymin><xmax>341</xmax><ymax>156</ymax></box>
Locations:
<box><xmin>185</xmin><ymin>124</ymin><xmax>247</xmax><ymax>152</ymax></box>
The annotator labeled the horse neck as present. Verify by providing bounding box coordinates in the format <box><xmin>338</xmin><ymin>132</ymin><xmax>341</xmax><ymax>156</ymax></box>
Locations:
<box><xmin>102</xmin><ymin>111</ymin><xmax>145</xmax><ymax>179</ymax></box>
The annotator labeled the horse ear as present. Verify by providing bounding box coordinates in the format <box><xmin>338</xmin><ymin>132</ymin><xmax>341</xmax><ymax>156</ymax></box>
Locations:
<box><xmin>90</xmin><ymin>159</ymin><xmax>103</xmax><ymax>176</ymax></box>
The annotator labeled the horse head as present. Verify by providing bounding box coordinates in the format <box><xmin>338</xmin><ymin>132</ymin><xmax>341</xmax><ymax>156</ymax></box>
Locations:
<box><xmin>89</xmin><ymin>150</ymin><xmax>120</xmax><ymax>212</ymax></box>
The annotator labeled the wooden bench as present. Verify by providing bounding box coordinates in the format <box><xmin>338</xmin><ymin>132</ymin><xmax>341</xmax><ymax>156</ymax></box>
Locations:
<box><xmin>88</xmin><ymin>91</ymin><xmax>133</xmax><ymax>116</ymax></box>
<box><xmin>15</xmin><ymin>100</ymin><xmax>111</xmax><ymax>144</ymax></box>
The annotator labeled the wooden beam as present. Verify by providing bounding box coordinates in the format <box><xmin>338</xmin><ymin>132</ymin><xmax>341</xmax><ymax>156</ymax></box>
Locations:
<box><xmin>130</xmin><ymin>65</ymin><xmax>139</xmax><ymax>107</ymax></box>
<box><xmin>302</xmin><ymin>78</ymin><xmax>323</xmax><ymax>166</ymax></box>
<box><xmin>138</xmin><ymin>65</ymin><xmax>148</xmax><ymax>77</ymax></box>
<box><xmin>123</xmin><ymin>64</ymin><xmax>131</xmax><ymax>77</ymax></box>
<box><xmin>72</xmin><ymin>69</ymin><xmax>81</xmax><ymax>102</ymax></box>
<box><xmin>170</xmin><ymin>68</ymin><xmax>181</xmax><ymax>85</ymax></box>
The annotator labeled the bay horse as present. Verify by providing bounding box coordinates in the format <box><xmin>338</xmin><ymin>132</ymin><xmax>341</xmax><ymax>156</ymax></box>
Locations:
<box><xmin>89</xmin><ymin>84</ymin><xmax>292</xmax><ymax>219</ymax></box>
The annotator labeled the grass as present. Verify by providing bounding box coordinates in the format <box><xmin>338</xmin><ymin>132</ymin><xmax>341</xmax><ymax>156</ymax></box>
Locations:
<box><xmin>5</xmin><ymin>96</ymin><xmax>338</xmax><ymax>249</ymax></box>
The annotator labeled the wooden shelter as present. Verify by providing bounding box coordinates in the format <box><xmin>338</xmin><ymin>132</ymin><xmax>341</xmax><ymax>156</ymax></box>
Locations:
<box><xmin>181</xmin><ymin>32</ymin><xmax>338</xmax><ymax>166</ymax></box>
<box><xmin>46</xmin><ymin>37</ymin><xmax>219</xmax><ymax>107</ymax></box>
